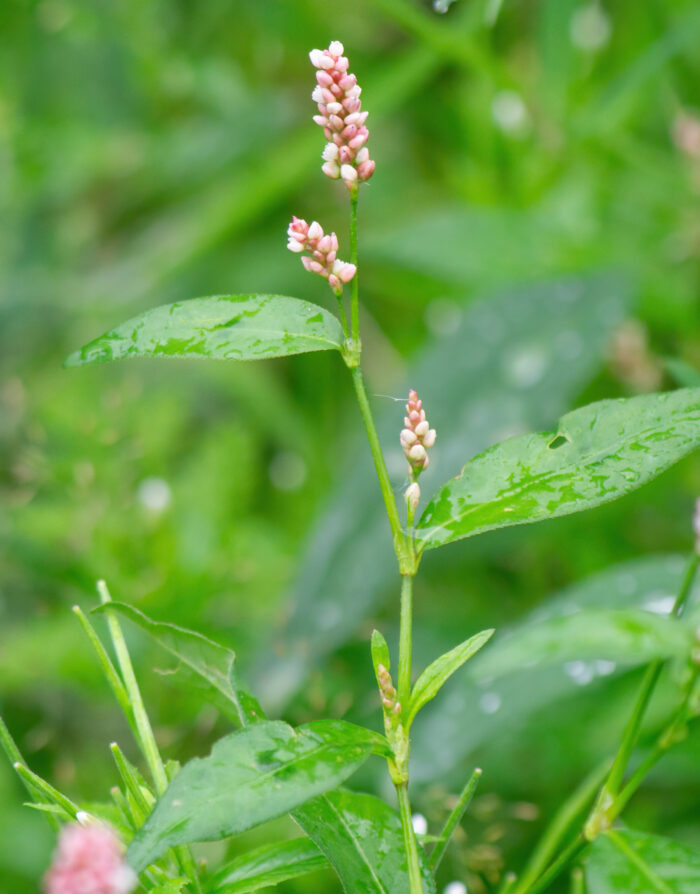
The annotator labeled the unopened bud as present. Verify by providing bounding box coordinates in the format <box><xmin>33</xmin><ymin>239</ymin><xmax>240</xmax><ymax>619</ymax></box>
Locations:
<box><xmin>405</xmin><ymin>482</ymin><xmax>420</xmax><ymax>512</ymax></box>
<box><xmin>401</xmin><ymin>389</ymin><xmax>435</xmax><ymax>476</ymax></box>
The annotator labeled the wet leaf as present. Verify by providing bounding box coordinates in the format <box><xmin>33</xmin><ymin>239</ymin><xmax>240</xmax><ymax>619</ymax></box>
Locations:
<box><xmin>293</xmin><ymin>789</ymin><xmax>435</xmax><ymax>894</ymax></box>
<box><xmin>208</xmin><ymin>839</ymin><xmax>328</xmax><ymax>893</ymax></box>
<box><xmin>417</xmin><ymin>388</ymin><xmax>700</xmax><ymax>549</ymax></box>
<box><xmin>94</xmin><ymin>603</ymin><xmax>263</xmax><ymax>726</ymax></box>
<box><xmin>65</xmin><ymin>295</ymin><xmax>344</xmax><ymax>367</ymax></box>
<box><xmin>406</xmin><ymin>629</ymin><xmax>494</xmax><ymax>727</ymax></box>
<box><xmin>126</xmin><ymin>720</ymin><xmax>376</xmax><ymax>871</ymax></box>
<box><xmin>586</xmin><ymin>829</ymin><xmax>700</xmax><ymax>893</ymax></box>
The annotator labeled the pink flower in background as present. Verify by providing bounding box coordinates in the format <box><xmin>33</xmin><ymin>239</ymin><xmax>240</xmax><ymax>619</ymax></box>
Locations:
<box><xmin>400</xmin><ymin>390</ymin><xmax>436</xmax><ymax>474</ymax></box>
<box><xmin>44</xmin><ymin>823</ymin><xmax>137</xmax><ymax>894</ymax></box>
<box><xmin>287</xmin><ymin>216</ymin><xmax>356</xmax><ymax>292</ymax></box>
<box><xmin>309</xmin><ymin>40</ymin><xmax>375</xmax><ymax>188</ymax></box>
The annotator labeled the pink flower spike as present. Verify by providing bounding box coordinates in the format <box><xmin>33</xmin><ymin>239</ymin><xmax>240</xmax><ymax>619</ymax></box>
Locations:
<box><xmin>309</xmin><ymin>41</ymin><xmax>375</xmax><ymax>186</ymax></box>
<box><xmin>44</xmin><ymin>823</ymin><xmax>136</xmax><ymax>894</ymax></box>
<box><xmin>401</xmin><ymin>390</ymin><xmax>436</xmax><ymax>476</ymax></box>
<box><xmin>287</xmin><ymin>217</ymin><xmax>354</xmax><ymax>294</ymax></box>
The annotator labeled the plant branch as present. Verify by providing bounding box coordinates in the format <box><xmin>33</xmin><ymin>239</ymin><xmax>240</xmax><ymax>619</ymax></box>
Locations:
<box><xmin>429</xmin><ymin>766</ymin><xmax>482</xmax><ymax>870</ymax></box>
<box><xmin>396</xmin><ymin>782</ymin><xmax>426</xmax><ymax>894</ymax></box>
<box><xmin>515</xmin><ymin>759</ymin><xmax>609</xmax><ymax>893</ymax></box>
<box><xmin>350</xmin><ymin>367</ymin><xmax>407</xmax><ymax>560</ymax></box>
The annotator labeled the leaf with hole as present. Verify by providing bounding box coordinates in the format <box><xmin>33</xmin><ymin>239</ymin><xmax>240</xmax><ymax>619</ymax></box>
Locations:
<box><xmin>293</xmin><ymin>789</ymin><xmax>436</xmax><ymax>894</ymax></box>
<box><xmin>94</xmin><ymin>603</ymin><xmax>263</xmax><ymax>726</ymax></box>
<box><xmin>126</xmin><ymin>720</ymin><xmax>376</xmax><ymax>871</ymax></box>
<box><xmin>406</xmin><ymin>629</ymin><xmax>494</xmax><ymax>727</ymax></box>
<box><xmin>65</xmin><ymin>294</ymin><xmax>344</xmax><ymax>367</ymax></box>
<box><xmin>208</xmin><ymin>839</ymin><xmax>328</xmax><ymax>894</ymax></box>
<box><xmin>417</xmin><ymin>388</ymin><xmax>700</xmax><ymax>549</ymax></box>
<box><xmin>586</xmin><ymin>829</ymin><xmax>700</xmax><ymax>893</ymax></box>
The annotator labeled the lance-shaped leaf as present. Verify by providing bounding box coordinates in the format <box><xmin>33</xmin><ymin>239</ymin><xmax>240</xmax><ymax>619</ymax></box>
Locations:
<box><xmin>208</xmin><ymin>839</ymin><xmax>328</xmax><ymax>894</ymax></box>
<box><xmin>410</xmin><ymin>554</ymin><xmax>700</xmax><ymax>783</ymax></box>
<box><xmin>65</xmin><ymin>294</ymin><xmax>344</xmax><ymax>367</ymax></box>
<box><xmin>94</xmin><ymin>603</ymin><xmax>262</xmax><ymax>726</ymax></box>
<box><xmin>417</xmin><ymin>388</ymin><xmax>700</xmax><ymax>550</ymax></box>
<box><xmin>406</xmin><ymin>629</ymin><xmax>494</xmax><ymax>727</ymax></box>
<box><xmin>586</xmin><ymin>829</ymin><xmax>700</xmax><ymax>893</ymax></box>
<box><xmin>293</xmin><ymin>789</ymin><xmax>436</xmax><ymax>894</ymax></box>
<box><xmin>470</xmin><ymin>609</ymin><xmax>691</xmax><ymax>682</ymax></box>
<box><xmin>127</xmin><ymin>720</ymin><xmax>376</xmax><ymax>872</ymax></box>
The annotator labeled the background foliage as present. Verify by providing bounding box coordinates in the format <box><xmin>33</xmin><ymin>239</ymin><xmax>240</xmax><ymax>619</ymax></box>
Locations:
<box><xmin>2</xmin><ymin>0</ymin><xmax>700</xmax><ymax>891</ymax></box>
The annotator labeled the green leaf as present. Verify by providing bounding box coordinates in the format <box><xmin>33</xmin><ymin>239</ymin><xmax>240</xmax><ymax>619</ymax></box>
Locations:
<box><xmin>126</xmin><ymin>720</ymin><xmax>376</xmax><ymax>872</ymax></box>
<box><xmin>94</xmin><ymin>602</ymin><xmax>263</xmax><ymax>726</ymax></box>
<box><xmin>65</xmin><ymin>294</ymin><xmax>344</xmax><ymax>367</ymax></box>
<box><xmin>208</xmin><ymin>839</ymin><xmax>328</xmax><ymax>894</ymax></box>
<box><xmin>471</xmin><ymin>610</ymin><xmax>691</xmax><ymax>682</ymax></box>
<box><xmin>406</xmin><ymin>629</ymin><xmax>494</xmax><ymax>727</ymax></box>
<box><xmin>257</xmin><ymin>273</ymin><xmax>634</xmax><ymax>712</ymax></box>
<box><xmin>586</xmin><ymin>829</ymin><xmax>700</xmax><ymax>894</ymax></box>
<box><xmin>410</xmin><ymin>554</ymin><xmax>700</xmax><ymax>783</ymax></box>
<box><xmin>371</xmin><ymin>629</ymin><xmax>391</xmax><ymax>678</ymax></box>
<box><xmin>293</xmin><ymin>789</ymin><xmax>436</xmax><ymax>894</ymax></box>
<box><xmin>417</xmin><ymin>388</ymin><xmax>700</xmax><ymax>550</ymax></box>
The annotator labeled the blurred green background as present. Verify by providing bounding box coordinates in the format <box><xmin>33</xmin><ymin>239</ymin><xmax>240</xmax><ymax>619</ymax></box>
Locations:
<box><xmin>3</xmin><ymin>0</ymin><xmax>700</xmax><ymax>891</ymax></box>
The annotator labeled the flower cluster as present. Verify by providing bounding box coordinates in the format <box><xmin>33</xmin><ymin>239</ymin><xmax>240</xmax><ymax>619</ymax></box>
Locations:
<box><xmin>287</xmin><ymin>216</ymin><xmax>356</xmax><ymax>293</ymax></box>
<box><xmin>377</xmin><ymin>663</ymin><xmax>400</xmax><ymax>716</ymax></box>
<box><xmin>400</xmin><ymin>390</ymin><xmax>436</xmax><ymax>511</ymax></box>
<box><xmin>309</xmin><ymin>41</ymin><xmax>375</xmax><ymax>189</ymax></box>
<box><xmin>44</xmin><ymin>822</ymin><xmax>136</xmax><ymax>894</ymax></box>
<box><xmin>401</xmin><ymin>390</ymin><xmax>436</xmax><ymax>474</ymax></box>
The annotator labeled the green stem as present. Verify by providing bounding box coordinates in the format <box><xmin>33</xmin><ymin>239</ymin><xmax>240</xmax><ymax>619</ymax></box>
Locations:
<box><xmin>0</xmin><ymin>716</ymin><xmax>60</xmax><ymax>830</ymax></box>
<box><xmin>524</xmin><ymin>836</ymin><xmax>587</xmax><ymax>894</ymax></box>
<box><xmin>429</xmin><ymin>767</ymin><xmax>482</xmax><ymax>870</ymax></box>
<box><xmin>521</xmin><ymin>552</ymin><xmax>700</xmax><ymax>891</ymax></box>
<box><xmin>335</xmin><ymin>292</ymin><xmax>350</xmax><ymax>340</ymax></box>
<box><xmin>98</xmin><ymin>581</ymin><xmax>168</xmax><ymax>796</ymax></box>
<box><xmin>98</xmin><ymin>582</ymin><xmax>203</xmax><ymax>894</ymax></box>
<box><xmin>349</xmin><ymin>188</ymin><xmax>359</xmax><ymax>346</ymax></box>
<box><xmin>396</xmin><ymin>782</ymin><xmax>425</xmax><ymax>894</ymax></box>
<box><xmin>570</xmin><ymin>867</ymin><xmax>585</xmax><ymax>894</ymax></box>
<box><xmin>515</xmin><ymin>760</ymin><xmax>609</xmax><ymax>893</ymax></box>
<box><xmin>398</xmin><ymin>575</ymin><xmax>414</xmax><ymax>707</ymax></box>
<box><xmin>350</xmin><ymin>367</ymin><xmax>407</xmax><ymax>560</ymax></box>
<box><xmin>590</xmin><ymin>552</ymin><xmax>699</xmax><ymax>819</ymax></box>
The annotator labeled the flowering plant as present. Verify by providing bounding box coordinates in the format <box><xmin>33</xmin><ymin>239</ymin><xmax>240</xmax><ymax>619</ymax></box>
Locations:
<box><xmin>3</xmin><ymin>40</ymin><xmax>700</xmax><ymax>894</ymax></box>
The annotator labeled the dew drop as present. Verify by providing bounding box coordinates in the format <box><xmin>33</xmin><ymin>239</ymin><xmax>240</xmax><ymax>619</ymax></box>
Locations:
<box><xmin>595</xmin><ymin>659</ymin><xmax>617</xmax><ymax>676</ymax></box>
<box><xmin>480</xmin><ymin>692</ymin><xmax>502</xmax><ymax>714</ymax></box>
<box><xmin>644</xmin><ymin>594</ymin><xmax>675</xmax><ymax>615</ymax></box>
<box><xmin>503</xmin><ymin>346</ymin><xmax>548</xmax><ymax>389</ymax></box>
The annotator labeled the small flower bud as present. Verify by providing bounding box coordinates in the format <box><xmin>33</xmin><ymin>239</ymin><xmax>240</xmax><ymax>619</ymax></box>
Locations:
<box><xmin>405</xmin><ymin>482</ymin><xmax>420</xmax><ymax>512</ymax></box>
